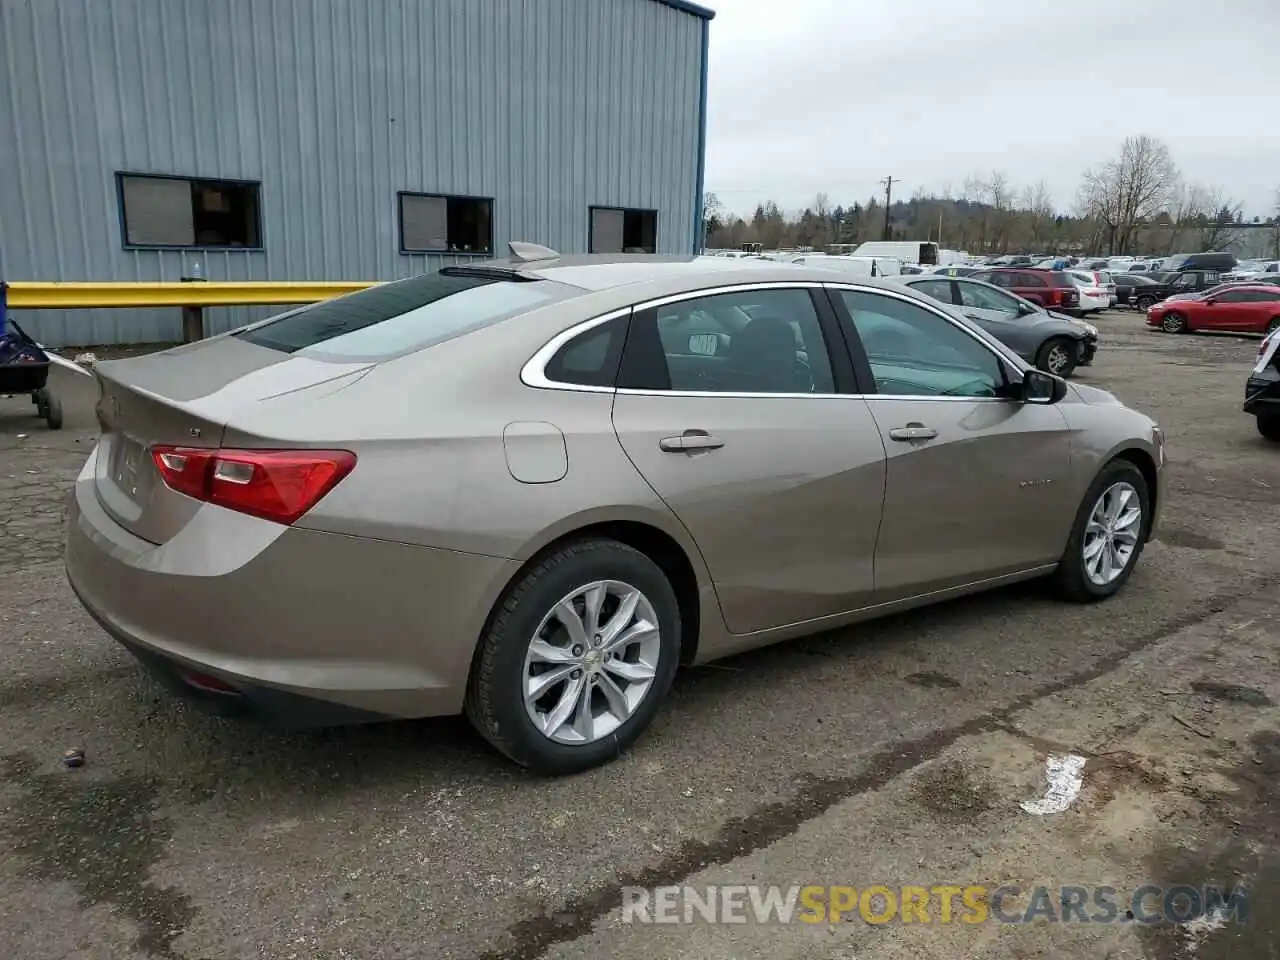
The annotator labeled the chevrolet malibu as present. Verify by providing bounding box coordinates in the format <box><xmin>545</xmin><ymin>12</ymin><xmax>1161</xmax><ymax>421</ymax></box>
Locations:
<box><xmin>66</xmin><ymin>245</ymin><xmax>1166</xmax><ymax>775</ymax></box>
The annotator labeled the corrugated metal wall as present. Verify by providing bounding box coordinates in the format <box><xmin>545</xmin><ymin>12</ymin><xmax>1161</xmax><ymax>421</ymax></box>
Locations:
<box><xmin>0</xmin><ymin>0</ymin><xmax>706</xmax><ymax>346</ymax></box>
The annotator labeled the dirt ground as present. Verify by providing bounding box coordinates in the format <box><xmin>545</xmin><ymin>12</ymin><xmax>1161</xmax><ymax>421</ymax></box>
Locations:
<box><xmin>0</xmin><ymin>309</ymin><xmax>1276</xmax><ymax>960</ymax></box>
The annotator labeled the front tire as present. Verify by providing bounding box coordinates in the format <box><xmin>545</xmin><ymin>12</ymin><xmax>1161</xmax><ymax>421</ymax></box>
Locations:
<box><xmin>1036</xmin><ymin>337</ymin><xmax>1078</xmax><ymax>378</ymax></box>
<box><xmin>1258</xmin><ymin>416</ymin><xmax>1280</xmax><ymax>442</ymax></box>
<box><xmin>465</xmin><ymin>538</ymin><xmax>681</xmax><ymax>775</ymax></box>
<box><xmin>1052</xmin><ymin>459</ymin><xmax>1150</xmax><ymax>602</ymax></box>
<box><xmin>1161</xmin><ymin>312</ymin><xmax>1187</xmax><ymax>334</ymax></box>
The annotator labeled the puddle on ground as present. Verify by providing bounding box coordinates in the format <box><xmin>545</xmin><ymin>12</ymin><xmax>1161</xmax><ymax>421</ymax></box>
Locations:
<box><xmin>905</xmin><ymin>671</ymin><xmax>962</xmax><ymax>690</ymax></box>
<box><xmin>0</xmin><ymin>750</ymin><xmax>195</xmax><ymax>959</ymax></box>
<box><xmin>1158</xmin><ymin>529</ymin><xmax>1225</xmax><ymax>550</ymax></box>
<box><xmin>1190</xmin><ymin>682</ymin><xmax>1272</xmax><ymax>707</ymax></box>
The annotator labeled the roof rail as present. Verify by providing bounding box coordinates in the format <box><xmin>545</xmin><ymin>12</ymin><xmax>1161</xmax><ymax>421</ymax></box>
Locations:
<box><xmin>507</xmin><ymin>241</ymin><xmax>561</xmax><ymax>262</ymax></box>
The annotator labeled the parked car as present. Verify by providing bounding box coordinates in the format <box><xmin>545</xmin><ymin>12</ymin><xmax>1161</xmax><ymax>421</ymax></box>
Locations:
<box><xmin>63</xmin><ymin>247</ymin><xmax>1166</xmax><ymax>774</ymax></box>
<box><xmin>1140</xmin><ymin>270</ymin><xmax>1223</xmax><ymax>304</ymax></box>
<box><xmin>969</xmin><ymin>268</ymin><xmax>1083</xmax><ymax>315</ymax></box>
<box><xmin>1113</xmin><ymin>273</ymin><xmax>1163</xmax><ymax>309</ymax></box>
<box><xmin>1163</xmin><ymin>252</ymin><xmax>1237</xmax><ymax>273</ymax></box>
<box><xmin>1067</xmin><ymin>270</ymin><xmax>1111</xmax><ymax>314</ymax></box>
<box><xmin>888</xmin><ymin>274</ymin><xmax>1098</xmax><ymax>377</ymax></box>
<box><xmin>1146</xmin><ymin>284</ymin><xmax>1280</xmax><ymax>335</ymax></box>
<box><xmin>1246</xmin><ymin>326</ymin><xmax>1280</xmax><ymax>441</ymax></box>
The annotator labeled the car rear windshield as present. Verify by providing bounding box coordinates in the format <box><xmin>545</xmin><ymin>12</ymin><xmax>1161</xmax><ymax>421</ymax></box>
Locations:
<box><xmin>235</xmin><ymin>271</ymin><xmax>575</xmax><ymax>360</ymax></box>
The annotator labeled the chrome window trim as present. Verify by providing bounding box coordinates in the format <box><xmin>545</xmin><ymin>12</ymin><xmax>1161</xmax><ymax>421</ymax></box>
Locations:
<box><xmin>520</xmin><ymin>279</ymin><xmax>1028</xmax><ymax>400</ymax></box>
<box><xmin>520</xmin><ymin>306</ymin><xmax>633</xmax><ymax>393</ymax></box>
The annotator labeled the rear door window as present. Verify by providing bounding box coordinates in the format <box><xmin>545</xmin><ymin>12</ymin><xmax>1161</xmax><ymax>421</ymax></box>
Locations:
<box><xmin>907</xmin><ymin>279</ymin><xmax>957</xmax><ymax>304</ymax></box>
<box><xmin>236</xmin><ymin>270</ymin><xmax>576</xmax><ymax>360</ymax></box>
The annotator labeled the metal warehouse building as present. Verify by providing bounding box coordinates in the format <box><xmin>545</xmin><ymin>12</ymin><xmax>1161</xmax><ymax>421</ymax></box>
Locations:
<box><xmin>0</xmin><ymin>0</ymin><xmax>713</xmax><ymax>347</ymax></box>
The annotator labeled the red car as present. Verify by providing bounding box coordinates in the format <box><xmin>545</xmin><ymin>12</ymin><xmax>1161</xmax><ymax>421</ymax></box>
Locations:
<box><xmin>970</xmin><ymin>268</ymin><xmax>1082</xmax><ymax>315</ymax></box>
<box><xmin>1146</xmin><ymin>284</ymin><xmax>1280</xmax><ymax>335</ymax></box>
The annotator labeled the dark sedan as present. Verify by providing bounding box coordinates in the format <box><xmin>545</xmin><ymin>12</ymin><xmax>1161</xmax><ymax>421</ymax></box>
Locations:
<box><xmin>1246</xmin><ymin>328</ymin><xmax>1280</xmax><ymax>441</ymax></box>
<box><xmin>889</xmin><ymin>275</ymin><xmax>1098</xmax><ymax>378</ymax></box>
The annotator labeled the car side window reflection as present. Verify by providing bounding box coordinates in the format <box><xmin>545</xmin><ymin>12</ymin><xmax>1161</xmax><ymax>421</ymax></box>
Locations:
<box><xmin>621</xmin><ymin>289</ymin><xmax>836</xmax><ymax>395</ymax></box>
<box><xmin>908</xmin><ymin>279</ymin><xmax>956</xmax><ymax>304</ymax></box>
<box><xmin>838</xmin><ymin>291</ymin><xmax>1005</xmax><ymax>399</ymax></box>
<box><xmin>956</xmin><ymin>281</ymin><xmax>1019</xmax><ymax>315</ymax></box>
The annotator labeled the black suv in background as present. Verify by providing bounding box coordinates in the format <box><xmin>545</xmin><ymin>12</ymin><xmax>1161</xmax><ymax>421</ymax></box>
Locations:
<box><xmin>1123</xmin><ymin>270</ymin><xmax>1222</xmax><ymax>309</ymax></box>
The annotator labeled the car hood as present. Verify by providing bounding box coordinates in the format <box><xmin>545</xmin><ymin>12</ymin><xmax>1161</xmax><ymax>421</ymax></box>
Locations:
<box><xmin>1041</xmin><ymin>311</ymin><xmax>1095</xmax><ymax>335</ymax></box>
<box><xmin>1067</xmin><ymin>382</ymin><xmax>1123</xmax><ymax>405</ymax></box>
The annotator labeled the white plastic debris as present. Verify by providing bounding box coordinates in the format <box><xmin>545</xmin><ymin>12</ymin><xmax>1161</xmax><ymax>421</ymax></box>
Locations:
<box><xmin>73</xmin><ymin>351</ymin><xmax>98</xmax><ymax>364</ymax></box>
<box><xmin>1020</xmin><ymin>754</ymin><xmax>1086</xmax><ymax>815</ymax></box>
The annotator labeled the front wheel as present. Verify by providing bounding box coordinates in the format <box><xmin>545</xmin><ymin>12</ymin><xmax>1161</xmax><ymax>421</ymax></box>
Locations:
<box><xmin>465</xmin><ymin>538</ymin><xmax>681</xmax><ymax>775</ymax></box>
<box><xmin>1161</xmin><ymin>312</ymin><xmax>1187</xmax><ymax>334</ymax></box>
<box><xmin>1052</xmin><ymin>459</ymin><xmax>1150</xmax><ymax>602</ymax></box>
<box><xmin>1258</xmin><ymin>416</ymin><xmax>1280</xmax><ymax>442</ymax></box>
<box><xmin>1036</xmin><ymin>337</ymin><xmax>1077</xmax><ymax>378</ymax></box>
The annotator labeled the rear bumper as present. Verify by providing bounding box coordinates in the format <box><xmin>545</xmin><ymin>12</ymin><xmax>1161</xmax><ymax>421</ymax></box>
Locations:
<box><xmin>64</xmin><ymin>446</ymin><xmax>518</xmax><ymax>724</ymax></box>
<box><xmin>1244</xmin><ymin>375</ymin><xmax>1280</xmax><ymax>415</ymax></box>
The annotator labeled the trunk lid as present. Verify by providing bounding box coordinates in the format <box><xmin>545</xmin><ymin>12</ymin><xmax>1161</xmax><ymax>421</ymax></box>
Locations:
<box><xmin>92</xmin><ymin>336</ymin><xmax>372</xmax><ymax>544</ymax></box>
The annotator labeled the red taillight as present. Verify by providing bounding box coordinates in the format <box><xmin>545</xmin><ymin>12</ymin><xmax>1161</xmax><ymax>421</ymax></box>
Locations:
<box><xmin>151</xmin><ymin>446</ymin><xmax>357</xmax><ymax>525</ymax></box>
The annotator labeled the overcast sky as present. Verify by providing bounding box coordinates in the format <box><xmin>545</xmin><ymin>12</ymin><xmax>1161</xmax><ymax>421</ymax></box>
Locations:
<box><xmin>702</xmin><ymin>0</ymin><xmax>1280</xmax><ymax>219</ymax></box>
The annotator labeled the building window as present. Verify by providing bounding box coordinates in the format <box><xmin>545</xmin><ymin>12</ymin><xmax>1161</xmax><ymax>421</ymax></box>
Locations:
<box><xmin>399</xmin><ymin>192</ymin><xmax>493</xmax><ymax>254</ymax></box>
<box><xmin>590</xmin><ymin>206</ymin><xmax>658</xmax><ymax>254</ymax></box>
<box><xmin>117</xmin><ymin>173</ymin><xmax>261</xmax><ymax>248</ymax></box>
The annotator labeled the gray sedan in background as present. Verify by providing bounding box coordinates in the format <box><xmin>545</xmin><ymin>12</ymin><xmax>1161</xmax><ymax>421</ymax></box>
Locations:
<box><xmin>889</xmin><ymin>274</ymin><xmax>1099</xmax><ymax>378</ymax></box>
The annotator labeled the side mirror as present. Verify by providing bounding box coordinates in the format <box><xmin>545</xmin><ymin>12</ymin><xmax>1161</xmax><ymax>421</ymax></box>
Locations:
<box><xmin>1021</xmin><ymin>368</ymin><xmax>1067</xmax><ymax>405</ymax></box>
<box><xmin>1205</xmin><ymin>298</ymin><xmax>1216</xmax><ymax>306</ymax></box>
<box><xmin>1017</xmin><ymin>302</ymin><xmax>1038</xmax><ymax>316</ymax></box>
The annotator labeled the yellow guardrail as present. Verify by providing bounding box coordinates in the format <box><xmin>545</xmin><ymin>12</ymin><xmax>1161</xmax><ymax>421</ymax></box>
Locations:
<box><xmin>2</xmin><ymin>280</ymin><xmax>379</xmax><ymax>309</ymax></box>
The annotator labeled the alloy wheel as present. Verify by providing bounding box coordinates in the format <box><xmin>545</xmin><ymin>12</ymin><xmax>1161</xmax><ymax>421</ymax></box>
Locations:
<box><xmin>522</xmin><ymin>580</ymin><xmax>662</xmax><ymax>745</ymax></box>
<box><xmin>1161</xmin><ymin>313</ymin><xmax>1186</xmax><ymax>333</ymax></box>
<box><xmin>1046</xmin><ymin>343</ymin><xmax>1072</xmax><ymax>375</ymax></box>
<box><xmin>1082</xmin><ymin>481</ymin><xmax>1143</xmax><ymax>586</ymax></box>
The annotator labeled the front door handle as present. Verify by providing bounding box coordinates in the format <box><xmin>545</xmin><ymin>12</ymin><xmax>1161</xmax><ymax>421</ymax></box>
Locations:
<box><xmin>888</xmin><ymin>424</ymin><xmax>938</xmax><ymax>442</ymax></box>
<box><xmin>659</xmin><ymin>432</ymin><xmax>725</xmax><ymax>453</ymax></box>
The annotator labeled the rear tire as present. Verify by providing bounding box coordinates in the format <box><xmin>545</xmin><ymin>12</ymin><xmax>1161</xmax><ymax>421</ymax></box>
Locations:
<box><xmin>1258</xmin><ymin>416</ymin><xmax>1280</xmax><ymax>442</ymax></box>
<box><xmin>1161</xmin><ymin>312</ymin><xmax>1188</xmax><ymax>334</ymax></box>
<box><xmin>43</xmin><ymin>392</ymin><xmax>63</xmax><ymax>430</ymax></box>
<box><xmin>1052</xmin><ymin>459</ymin><xmax>1150</xmax><ymax>603</ymax></box>
<box><xmin>1267</xmin><ymin>317</ymin><xmax>1280</xmax><ymax>336</ymax></box>
<box><xmin>1036</xmin><ymin>337</ymin><xmax>1077</xmax><ymax>378</ymax></box>
<box><xmin>465</xmin><ymin>538</ymin><xmax>681</xmax><ymax>775</ymax></box>
<box><xmin>1136</xmin><ymin>295</ymin><xmax>1157</xmax><ymax>311</ymax></box>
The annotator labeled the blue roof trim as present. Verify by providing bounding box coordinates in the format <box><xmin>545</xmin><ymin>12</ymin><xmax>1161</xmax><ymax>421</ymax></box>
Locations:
<box><xmin>653</xmin><ymin>0</ymin><xmax>716</xmax><ymax>20</ymax></box>
<box><xmin>692</xmin><ymin>17</ymin><xmax>709</xmax><ymax>253</ymax></box>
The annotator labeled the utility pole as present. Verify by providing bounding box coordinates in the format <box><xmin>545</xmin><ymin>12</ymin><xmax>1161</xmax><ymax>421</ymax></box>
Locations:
<box><xmin>880</xmin><ymin>176</ymin><xmax>898</xmax><ymax>241</ymax></box>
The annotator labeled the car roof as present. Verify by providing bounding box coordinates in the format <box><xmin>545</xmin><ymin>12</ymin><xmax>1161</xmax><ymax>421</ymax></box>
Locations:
<box><xmin>461</xmin><ymin>250</ymin><xmax>917</xmax><ymax>295</ymax></box>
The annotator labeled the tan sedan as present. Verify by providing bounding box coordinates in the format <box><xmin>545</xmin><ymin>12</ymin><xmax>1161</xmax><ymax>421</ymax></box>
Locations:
<box><xmin>65</xmin><ymin>245</ymin><xmax>1165</xmax><ymax>774</ymax></box>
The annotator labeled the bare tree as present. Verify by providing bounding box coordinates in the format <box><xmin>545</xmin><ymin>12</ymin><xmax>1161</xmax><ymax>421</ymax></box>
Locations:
<box><xmin>1079</xmin><ymin>135</ymin><xmax>1180</xmax><ymax>254</ymax></box>
<box><xmin>1193</xmin><ymin>187</ymin><xmax>1241</xmax><ymax>251</ymax></box>
<box><xmin>1271</xmin><ymin>188</ymin><xmax>1280</xmax><ymax>260</ymax></box>
<box><xmin>1022</xmin><ymin>180</ymin><xmax>1056</xmax><ymax>249</ymax></box>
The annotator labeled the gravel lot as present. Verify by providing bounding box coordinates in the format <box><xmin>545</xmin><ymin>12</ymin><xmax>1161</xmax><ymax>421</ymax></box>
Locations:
<box><xmin>1</xmin><ymin>310</ymin><xmax>1277</xmax><ymax>960</ymax></box>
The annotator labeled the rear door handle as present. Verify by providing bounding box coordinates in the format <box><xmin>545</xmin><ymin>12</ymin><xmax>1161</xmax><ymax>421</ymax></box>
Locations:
<box><xmin>888</xmin><ymin>424</ymin><xmax>938</xmax><ymax>442</ymax></box>
<box><xmin>659</xmin><ymin>432</ymin><xmax>725</xmax><ymax>453</ymax></box>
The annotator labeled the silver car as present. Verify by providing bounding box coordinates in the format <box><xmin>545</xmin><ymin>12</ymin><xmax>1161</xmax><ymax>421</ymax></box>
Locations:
<box><xmin>888</xmin><ymin>274</ymin><xmax>1099</xmax><ymax>378</ymax></box>
<box><xmin>65</xmin><ymin>245</ymin><xmax>1165</xmax><ymax>774</ymax></box>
